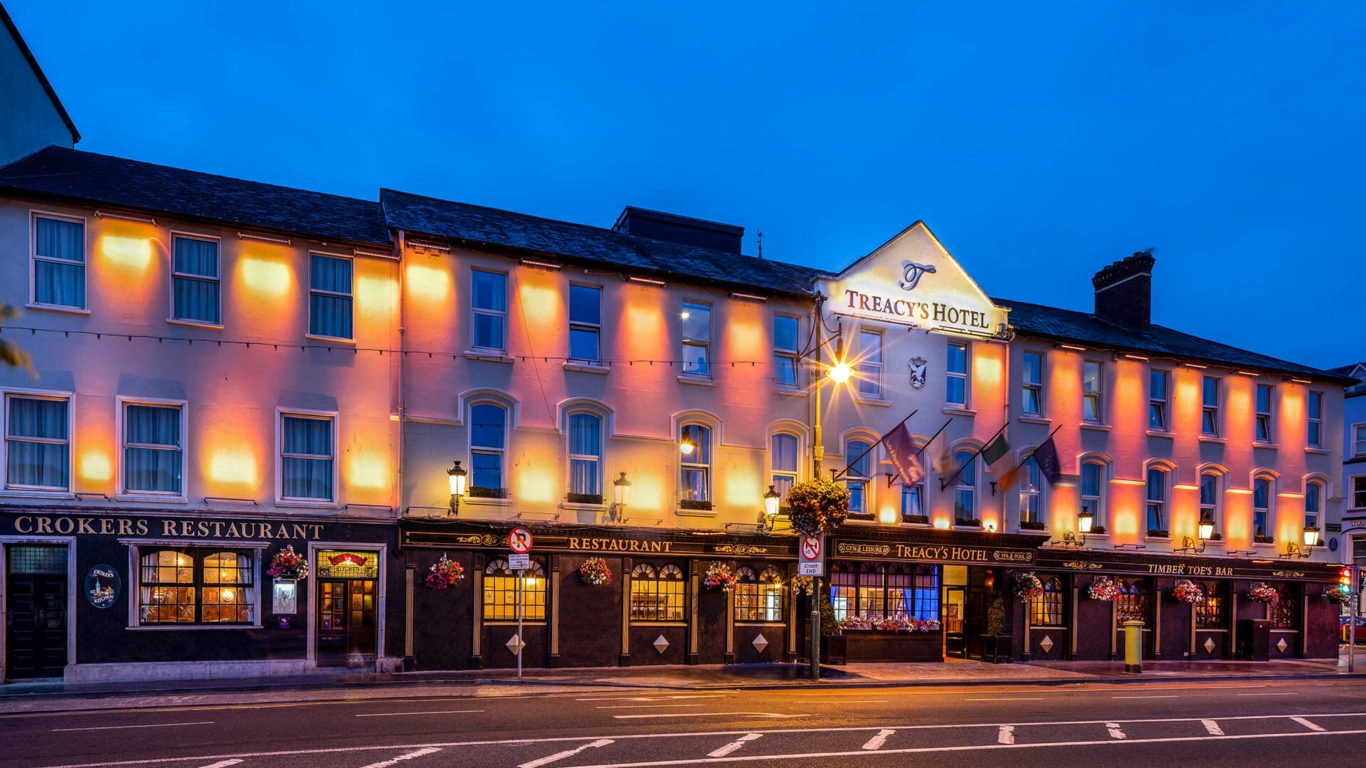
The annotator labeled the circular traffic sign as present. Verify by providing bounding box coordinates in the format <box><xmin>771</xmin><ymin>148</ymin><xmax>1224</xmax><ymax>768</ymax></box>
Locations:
<box><xmin>509</xmin><ymin>526</ymin><xmax>533</xmax><ymax>554</ymax></box>
<box><xmin>800</xmin><ymin>535</ymin><xmax>822</xmax><ymax>561</ymax></box>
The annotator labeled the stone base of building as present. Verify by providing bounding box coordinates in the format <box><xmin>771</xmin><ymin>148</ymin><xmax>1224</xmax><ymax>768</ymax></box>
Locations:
<box><xmin>61</xmin><ymin>656</ymin><xmax>403</xmax><ymax>684</ymax></box>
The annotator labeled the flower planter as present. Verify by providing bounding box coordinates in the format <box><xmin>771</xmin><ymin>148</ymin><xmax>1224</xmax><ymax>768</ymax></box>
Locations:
<box><xmin>822</xmin><ymin>629</ymin><xmax>943</xmax><ymax>664</ymax></box>
<box><xmin>978</xmin><ymin>634</ymin><xmax>1013</xmax><ymax>663</ymax></box>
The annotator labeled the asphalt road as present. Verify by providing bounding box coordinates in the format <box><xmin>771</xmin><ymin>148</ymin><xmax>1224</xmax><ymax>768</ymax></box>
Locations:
<box><xmin>4</xmin><ymin>679</ymin><xmax>1366</xmax><ymax>767</ymax></box>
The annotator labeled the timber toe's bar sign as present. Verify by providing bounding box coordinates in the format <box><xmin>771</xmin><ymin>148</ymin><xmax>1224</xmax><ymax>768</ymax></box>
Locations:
<box><xmin>84</xmin><ymin>564</ymin><xmax>121</xmax><ymax>608</ymax></box>
<box><xmin>509</xmin><ymin>526</ymin><xmax>533</xmax><ymax>554</ymax></box>
<box><xmin>799</xmin><ymin>534</ymin><xmax>824</xmax><ymax>576</ymax></box>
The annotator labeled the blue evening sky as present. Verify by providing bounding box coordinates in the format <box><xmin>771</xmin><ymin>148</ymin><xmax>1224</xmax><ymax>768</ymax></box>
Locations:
<box><xmin>8</xmin><ymin>1</ymin><xmax>1363</xmax><ymax>369</ymax></box>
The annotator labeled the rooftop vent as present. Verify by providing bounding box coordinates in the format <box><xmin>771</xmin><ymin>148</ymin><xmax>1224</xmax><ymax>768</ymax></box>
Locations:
<box><xmin>613</xmin><ymin>207</ymin><xmax>743</xmax><ymax>254</ymax></box>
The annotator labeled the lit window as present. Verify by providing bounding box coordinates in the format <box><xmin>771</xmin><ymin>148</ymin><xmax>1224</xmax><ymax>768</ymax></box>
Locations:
<box><xmin>946</xmin><ymin>342</ymin><xmax>969</xmax><ymax>407</ymax></box>
<box><xmin>483</xmin><ymin>558</ymin><xmax>545</xmax><ymax>621</ymax></box>
<box><xmin>773</xmin><ymin>315</ymin><xmax>799</xmax><ymax>387</ymax></box>
<box><xmin>1019</xmin><ymin>460</ymin><xmax>1042</xmax><ymax>525</ymax></box>
<box><xmin>1116</xmin><ymin>579</ymin><xmax>1146</xmax><ymax>623</ymax></box>
<box><xmin>1149</xmin><ymin>370</ymin><xmax>1169</xmax><ymax>431</ymax></box>
<box><xmin>1253</xmin><ymin>477</ymin><xmax>1272</xmax><ymax>538</ymax></box>
<box><xmin>681</xmin><ymin>301</ymin><xmax>711</xmax><ymax>376</ymax></box>
<box><xmin>32</xmin><ymin>214</ymin><xmax>85</xmax><ymax>309</ymax></box>
<box><xmin>845</xmin><ymin>438</ymin><xmax>872</xmax><ymax>515</ymax></box>
<box><xmin>858</xmin><ymin>329</ymin><xmax>882</xmax><ymax>399</ymax></box>
<box><xmin>1080</xmin><ymin>460</ymin><xmax>1105</xmax><ymax>531</ymax></box>
<box><xmin>138</xmin><ymin>548</ymin><xmax>255</xmax><ymax>625</ymax></box>
<box><xmin>1146</xmin><ymin>467</ymin><xmax>1168</xmax><ymax>534</ymax></box>
<box><xmin>280</xmin><ymin>413</ymin><xmax>334</xmax><ymax>501</ymax></box>
<box><xmin>1355</xmin><ymin>425</ymin><xmax>1366</xmax><ymax>457</ymax></box>
<box><xmin>902</xmin><ymin>483</ymin><xmax>925</xmax><ymax>521</ymax></box>
<box><xmin>470</xmin><ymin>403</ymin><xmax>507</xmax><ymax>497</ymax></box>
<box><xmin>568</xmin><ymin>284</ymin><xmax>601</xmax><ymax>364</ymax></box>
<box><xmin>1021</xmin><ymin>352</ymin><xmax>1043</xmax><ymax>415</ymax></box>
<box><xmin>567</xmin><ymin>412</ymin><xmax>601</xmax><ymax>501</ymax></box>
<box><xmin>1202</xmin><ymin>377</ymin><xmax>1220</xmax><ymax>436</ymax></box>
<box><xmin>680</xmin><ymin>424</ymin><xmax>711</xmax><ymax>507</ymax></box>
<box><xmin>1199</xmin><ymin>471</ymin><xmax>1221</xmax><ymax>535</ymax></box>
<box><xmin>735</xmin><ymin>566</ymin><xmax>785</xmax><ymax>622</ymax></box>
<box><xmin>1195</xmin><ymin>581</ymin><xmax>1225</xmax><ymax>629</ymax></box>
<box><xmin>1083</xmin><ymin>362</ymin><xmax>1103</xmax><ymax>423</ymax></box>
<box><xmin>472</xmin><ymin>270</ymin><xmax>507</xmax><ymax>352</ymax></box>
<box><xmin>1030</xmin><ymin>576</ymin><xmax>1064</xmax><ymax>627</ymax></box>
<box><xmin>630</xmin><ymin>563</ymin><xmax>685</xmax><ymax>621</ymax></box>
<box><xmin>171</xmin><ymin>235</ymin><xmax>220</xmax><ymax>324</ymax></box>
<box><xmin>1305</xmin><ymin>480</ymin><xmax>1323</xmax><ymax>529</ymax></box>
<box><xmin>770</xmin><ymin>433</ymin><xmax>798</xmax><ymax>501</ymax></box>
<box><xmin>1255</xmin><ymin>384</ymin><xmax>1274</xmax><ymax>442</ymax></box>
<box><xmin>123</xmin><ymin>402</ymin><xmax>183</xmax><ymax>495</ymax></box>
<box><xmin>309</xmin><ymin>254</ymin><xmax>353</xmax><ymax>339</ymax></box>
<box><xmin>830</xmin><ymin>563</ymin><xmax>939</xmax><ymax>621</ymax></box>
<box><xmin>954</xmin><ymin>449</ymin><xmax>977</xmax><ymax>522</ymax></box>
<box><xmin>1307</xmin><ymin>391</ymin><xmax>1322</xmax><ymax>448</ymax></box>
<box><xmin>4</xmin><ymin>393</ymin><xmax>70</xmax><ymax>491</ymax></box>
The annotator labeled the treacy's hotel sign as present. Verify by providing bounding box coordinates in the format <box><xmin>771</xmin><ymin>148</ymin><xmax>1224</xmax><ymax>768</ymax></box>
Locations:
<box><xmin>821</xmin><ymin>222</ymin><xmax>1010</xmax><ymax>339</ymax></box>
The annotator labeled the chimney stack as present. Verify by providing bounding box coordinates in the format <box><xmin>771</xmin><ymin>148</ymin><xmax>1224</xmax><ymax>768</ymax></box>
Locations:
<box><xmin>1091</xmin><ymin>251</ymin><xmax>1155</xmax><ymax>328</ymax></box>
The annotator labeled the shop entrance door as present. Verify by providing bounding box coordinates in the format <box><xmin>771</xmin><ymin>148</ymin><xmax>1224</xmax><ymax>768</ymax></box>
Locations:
<box><xmin>944</xmin><ymin>586</ymin><xmax>967</xmax><ymax>657</ymax></box>
<box><xmin>317</xmin><ymin>579</ymin><xmax>377</xmax><ymax>667</ymax></box>
<box><xmin>5</xmin><ymin>545</ymin><xmax>68</xmax><ymax>679</ymax></box>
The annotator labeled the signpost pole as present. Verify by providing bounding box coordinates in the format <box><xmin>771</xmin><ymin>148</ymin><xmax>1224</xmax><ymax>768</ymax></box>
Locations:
<box><xmin>1351</xmin><ymin>564</ymin><xmax>1358</xmax><ymax>673</ymax></box>
<box><xmin>810</xmin><ymin>576</ymin><xmax>821</xmax><ymax>681</ymax></box>
<box><xmin>517</xmin><ymin>569</ymin><xmax>524</xmax><ymax>680</ymax></box>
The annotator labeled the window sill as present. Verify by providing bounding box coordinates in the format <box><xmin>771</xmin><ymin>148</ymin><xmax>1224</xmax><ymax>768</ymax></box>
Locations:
<box><xmin>276</xmin><ymin>499</ymin><xmax>339</xmax><ymax>510</ymax></box>
<box><xmin>675</xmin><ymin>506</ymin><xmax>717</xmax><ymax>518</ymax></box>
<box><xmin>466</xmin><ymin>350</ymin><xmax>513</xmax><ymax>364</ymax></box>
<box><xmin>559</xmin><ymin>501</ymin><xmax>606</xmax><ymax>513</ymax></box>
<box><xmin>466</xmin><ymin>496</ymin><xmax>514</xmax><ymax>508</ymax></box>
<box><xmin>129</xmin><ymin>623</ymin><xmax>265</xmax><ymax>631</ymax></box>
<box><xmin>627</xmin><ymin>621</ymin><xmax>688</xmax><ymax>627</ymax></box>
<box><xmin>1253</xmin><ymin>442</ymin><xmax>1279</xmax><ymax>450</ymax></box>
<box><xmin>1305</xmin><ymin>447</ymin><xmax>1331</xmax><ymax>455</ymax></box>
<box><xmin>854</xmin><ymin>396</ymin><xmax>891</xmax><ymax>407</ymax></box>
<box><xmin>776</xmin><ymin>387</ymin><xmax>806</xmax><ymax>398</ymax></box>
<box><xmin>677</xmin><ymin>375</ymin><xmax>717</xmax><ymax>387</ymax></box>
<box><xmin>0</xmin><ymin>488</ymin><xmax>75</xmax><ymax>499</ymax></box>
<box><xmin>1017</xmin><ymin>416</ymin><xmax>1051</xmax><ymax>425</ymax></box>
<box><xmin>563</xmin><ymin>362</ymin><xmax>609</xmax><ymax>375</ymax></box>
<box><xmin>1200</xmin><ymin>436</ymin><xmax>1225</xmax><ymax>444</ymax></box>
<box><xmin>26</xmin><ymin>303</ymin><xmax>89</xmax><ymax>315</ymax></box>
<box><xmin>167</xmin><ymin>319</ymin><xmax>223</xmax><ymax>330</ymax></box>
<box><xmin>1080</xmin><ymin>423</ymin><xmax>1111</xmax><ymax>433</ymax></box>
<box><xmin>942</xmin><ymin>407</ymin><xmax>976</xmax><ymax>417</ymax></box>
<box><xmin>305</xmin><ymin>334</ymin><xmax>356</xmax><ymax>345</ymax></box>
<box><xmin>116</xmin><ymin>493</ymin><xmax>188</xmax><ymax>504</ymax></box>
<box><xmin>1146</xmin><ymin>430</ymin><xmax>1173</xmax><ymax>439</ymax></box>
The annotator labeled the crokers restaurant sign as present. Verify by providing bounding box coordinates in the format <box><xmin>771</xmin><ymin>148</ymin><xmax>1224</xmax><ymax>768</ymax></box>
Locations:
<box><xmin>6</xmin><ymin>514</ymin><xmax>325</xmax><ymax>541</ymax></box>
<box><xmin>835</xmin><ymin>541</ymin><xmax>1036</xmax><ymax>566</ymax></box>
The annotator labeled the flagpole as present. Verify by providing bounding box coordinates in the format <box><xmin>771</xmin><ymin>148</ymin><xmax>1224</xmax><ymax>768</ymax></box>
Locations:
<box><xmin>939</xmin><ymin>420</ymin><xmax>1009</xmax><ymax>492</ymax></box>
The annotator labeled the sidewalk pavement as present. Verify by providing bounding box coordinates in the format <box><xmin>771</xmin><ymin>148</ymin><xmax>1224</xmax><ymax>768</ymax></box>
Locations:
<box><xmin>1</xmin><ymin>650</ymin><xmax>1362</xmax><ymax>715</ymax></box>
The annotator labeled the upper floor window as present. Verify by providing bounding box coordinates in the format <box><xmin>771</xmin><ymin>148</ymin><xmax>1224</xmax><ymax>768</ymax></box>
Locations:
<box><xmin>309</xmin><ymin>254</ymin><xmax>352</xmax><ymax>340</ymax></box>
<box><xmin>32</xmin><ymin>214</ymin><xmax>85</xmax><ymax>309</ymax></box>
<box><xmin>773</xmin><ymin>315</ymin><xmax>799</xmax><ymax>387</ymax></box>
<box><xmin>681</xmin><ymin>302</ymin><xmax>711</xmax><ymax>376</ymax></box>
<box><xmin>1202</xmin><ymin>377</ymin><xmax>1220</xmax><ymax>437</ymax></box>
<box><xmin>470</xmin><ymin>403</ymin><xmax>507</xmax><ymax>497</ymax></box>
<box><xmin>1146</xmin><ymin>467</ymin><xmax>1168</xmax><ymax>534</ymax></box>
<box><xmin>1080</xmin><ymin>460</ymin><xmax>1106</xmax><ymax>531</ymax></box>
<box><xmin>845</xmin><ymin>438</ymin><xmax>872</xmax><ymax>516</ymax></box>
<box><xmin>902</xmin><ymin>482</ymin><xmax>925</xmax><ymax>522</ymax></box>
<box><xmin>946</xmin><ymin>342</ymin><xmax>969</xmax><ymax>407</ymax></box>
<box><xmin>4</xmin><ymin>393</ymin><xmax>69</xmax><ymax>491</ymax></box>
<box><xmin>1021</xmin><ymin>352</ymin><xmax>1043</xmax><ymax>415</ymax></box>
<box><xmin>630</xmin><ymin>563</ymin><xmax>685</xmax><ymax>622</ymax></box>
<box><xmin>1306</xmin><ymin>391</ymin><xmax>1323</xmax><ymax>448</ymax></box>
<box><xmin>280</xmin><ymin>413</ymin><xmax>334</xmax><ymax>501</ymax></box>
<box><xmin>858</xmin><ymin>329</ymin><xmax>883</xmax><ymax>399</ymax></box>
<box><xmin>484</xmin><ymin>558</ymin><xmax>545</xmax><ymax>621</ymax></box>
<box><xmin>1082</xmin><ymin>362</ymin><xmax>1103</xmax><ymax>423</ymax></box>
<box><xmin>735</xmin><ymin>566</ymin><xmax>784</xmax><ymax>622</ymax></box>
<box><xmin>1255</xmin><ymin>384</ymin><xmax>1274</xmax><ymax>442</ymax></box>
<box><xmin>1354</xmin><ymin>424</ymin><xmax>1366</xmax><ymax>457</ymax></box>
<box><xmin>954</xmin><ymin>449</ymin><xmax>977</xmax><ymax>522</ymax></box>
<box><xmin>1019</xmin><ymin>459</ymin><xmax>1042</xmax><ymax>525</ymax></box>
<box><xmin>1149</xmin><ymin>370</ymin><xmax>1169</xmax><ymax>431</ymax></box>
<box><xmin>679</xmin><ymin>423</ymin><xmax>711</xmax><ymax>507</ymax></box>
<box><xmin>770</xmin><ymin>433</ymin><xmax>798</xmax><ymax>502</ymax></box>
<box><xmin>568</xmin><ymin>284</ymin><xmax>601</xmax><ymax>364</ymax></box>
<box><xmin>1353</xmin><ymin>476</ymin><xmax>1366</xmax><ymax>511</ymax></box>
<box><xmin>1253</xmin><ymin>476</ymin><xmax>1272</xmax><ymax>538</ymax></box>
<box><xmin>1305</xmin><ymin>479</ymin><xmax>1323</xmax><ymax>529</ymax></box>
<box><xmin>123</xmin><ymin>402</ymin><xmax>184</xmax><ymax>496</ymax></box>
<box><xmin>1199</xmin><ymin>471</ymin><xmax>1221</xmax><ymax>534</ymax></box>
<box><xmin>471</xmin><ymin>270</ymin><xmax>507</xmax><ymax>352</ymax></box>
<box><xmin>567</xmin><ymin>412</ymin><xmax>601</xmax><ymax>501</ymax></box>
<box><xmin>138</xmin><ymin>548</ymin><xmax>255</xmax><ymax>625</ymax></box>
<box><xmin>171</xmin><ymin>235</ymin><xmax>220</xmax><ymax>324</ymax></box>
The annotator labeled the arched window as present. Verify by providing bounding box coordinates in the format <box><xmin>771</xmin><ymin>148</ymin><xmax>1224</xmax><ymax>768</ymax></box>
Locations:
<box><xmin>735</xmin><ymin>566</ymin><xmax>784</xmax><ymax>622</ymax></box>
<box><xmin>770</xmin><ymin>433</ymin><xmax>799</xmax><ymax>502</ymax></box>
<box><xmin>1030</xmin><ymin>576</ymin><xmax>1064</xmax><ymax>627</ymax></box>
<box><xmin>1117</xmin><ymin>578</ymin><xmax>1146</xmax><ymax>623</ymax></box>
<box><xmin>954</xmin><ymin>450</ymin><xmax>977</xmax><ymax>522</ymax></box>
<box><xmin>1194</xmin><ymin>581</ymin><xmax>1224</xmax><ymax>629</ymax></box>
<box><xmin>1146</xmin><ymin>466</ymin><xmax>1169</xmax><ymax>535</ymax></box>
<box><xmin>1199</xmin><ymin>471</ymin><xmax>1222</xmax><ymax>535</ymax></box>
<box><xmin>1019</xmin><ymin>459</ymin><xmax>1043</xmax><ymax>526</ymax></box>
<box><xmin>1269</xmin><ymin>583</ymin><xmax>1295</xmax><ymax>628</ymax></box>
<box><xmin>1080</xmin><ymin>459</ymin><xmax>1106</xmax><ymax>531</ymax></box>
<box><xmin>470</xmin><ymin>402</ymin><xmax>508</xmax><ymax>497</ymax></box>
<box><xmin>139</xmin><ymin>548</ymin><xmax>254</xmax><ymax>625</ymax></box>
<box><xmin>679</xmin><ymin>424</ymin><xmax>712</xmax><ymax>508</ymax></box>
<box><xmin>483</xmin><ymin>558</ymin><xmax>545</xmax><ymax>621</ymax></box>
<box><xmin>630</xmin><ymin>563</ymin><xmax>685</xmax><ymax>621</ymax></box>
<box><xmin>1306</xmin><ymin>479</ymin><xmax>1324</xmax><ymax>529</ymax></box>
<box><xmin>1253</xmin><ymin>475</ymin><xmax>1273</xmax><ymax>539</ymax></box>
<box><xmin>567</xmin><ymin>412</ymin><xmax>602</xmax><ymax>501</ymax></box>
<box><xmin>845</xmin><ymin>438</ymin><xmax>873</xmax><ymax>516</ymax></box>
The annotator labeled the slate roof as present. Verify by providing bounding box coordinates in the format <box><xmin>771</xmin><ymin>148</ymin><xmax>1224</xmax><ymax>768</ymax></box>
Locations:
<box><xmin>381</xmin><ymin>188</ymin><xmax>827</xmax><ymax>297</ymax></box>
<box><xmin>0</xmin><ymin>147</ymin><xmax>390</xmax><ymax>246</ymax></box>
<box><xmin>996</xmin><ymin>297</ymin><xmax>1353</xmax><ymax>383</ymax></box>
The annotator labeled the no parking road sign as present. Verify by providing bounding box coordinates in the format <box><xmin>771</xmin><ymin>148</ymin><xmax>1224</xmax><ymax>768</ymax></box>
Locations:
<box><xmin>509</xmin><ymin>526</ymin><xmax>533</xmax><ymax>554</ymax></box>
<box><xmin>799</xmin><ymin>534</ymin><xmax>824</xmax><ymax>576</ymax></box>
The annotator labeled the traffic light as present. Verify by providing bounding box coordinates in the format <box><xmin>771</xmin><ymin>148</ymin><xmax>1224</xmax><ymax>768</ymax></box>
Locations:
<box><xmin>1341</xmin><ymin>568</ymin><xmax>1353</xmax><ymax>594</ymax></box>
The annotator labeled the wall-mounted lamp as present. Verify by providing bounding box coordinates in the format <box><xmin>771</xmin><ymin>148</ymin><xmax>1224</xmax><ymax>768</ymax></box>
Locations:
<box><xmin>447</xmin><ymin>460</ymin><xmax>467</xmax><ymax>516</ymax></box>
<box><xmin>759</xmin><ymin>485</ymin><xmax>781</xmax><ymax>533</ymax></box>
<box><xmin>608</xmin><ymin>472</ymin><xmax>631</xmax><ymax>523</ymax></box>
<box><xmin>1198</xmin><ymin>516</ymin><xmax>1215</xmax><ymax>542</ymax></box>
<box><xmin>1078</xmin><ymin>507</ymin><xmax>1094</xmax><ymax>534</ymax></box>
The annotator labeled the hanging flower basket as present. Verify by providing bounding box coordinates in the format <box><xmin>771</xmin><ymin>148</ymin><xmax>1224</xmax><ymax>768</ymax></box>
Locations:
<box><xmin>426</xmin><ymin>554</ymin><xmax>465</xmax><ymax>591</ymax></box>
<box><xmin>267</xmin><ymin>545</ymin><xmax>308</xmax><ymax>580</ymax></box>
<box><xmin>1013</xmin><ymin>571</ymin><xmax>1043</xmax><ymax>601</ymax></box>
<box><xmin>785</xmin><ymin>478</ymin><xmax>850</xmax><ymax>537</ymax></box>
<box><xmin>702</xmin><ymin>561</ymin><xmax>737</xmax><ymax>591</ymax></box>
<box><xmin>1326</xmin><ymin>587</ymin><xmax>1353</xmax><ymax>605</ymax></box>
<box><xmin>1087</xmin><ymin>576</ymin><xmax>1120</xmax><ymax>601</ymax></box>
<box><xmin>1246</xmin><ymin>581</ymin><xmax>1279</xmax><ymax>605</ymax></box>
<box><xmin>791</xmin><ymin>575</ymin><xmax>814</xmax><ymax>596</ymax></box>
<box><xmin>578</xmin><ymin>557</ymin><xmax>612</xmax><ymax>586</ymax></box>
<box><xmin>1172</xmin><ymin>579</ymin><xmax>1204</xmax><ymax>605</ymax></box>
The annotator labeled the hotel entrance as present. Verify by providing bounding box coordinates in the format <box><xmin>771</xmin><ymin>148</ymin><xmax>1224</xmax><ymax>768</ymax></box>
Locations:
<box><xmin>314</xmin><ymin>549</ymin><xmax>380</xmax><ymax>668</ymax></box>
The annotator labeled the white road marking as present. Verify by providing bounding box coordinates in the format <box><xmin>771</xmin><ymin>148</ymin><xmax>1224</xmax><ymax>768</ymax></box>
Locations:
<box><xmin>576</xmin><ymin>695</ymin><xmax>724</xmax><ymax>702</ymax></box>
<box><xmin>358</xmin><ymin>748</ymin><xmax>441</xmax><ymax>768</ymax></box>
<box><xmin>1237</xmin><ymin>692</ymin><xmax>1296</xmax><ymax>696</ymax></box>
<box><xmin>356</xmin><ymin>710</ymin><xmax>484</xmax><ymax>718</ymax></box>
<box><xmin>708</xmin><ymin>733</ymin><xmax>761</xmax><ymax>758</ymax></box>
<box><xmin>612</xmin><ymin>712</ymin><xmax>802</xmax><ymax>720</ymax></box>
<box><xmin>1290</xmin><ymin>716</ymin><xmax>1325</xmax><ymax>732</ymax></box>
<box><xmin>862</xmin><ymin>729</ymin><xmax>895</xmax><ymax>750</ymax></box>
<box><xmin>1113</xmin><ymin>695</ymin><xmax>1178</xmax><ymax>699</ymax></box>
<box><xmin>998</xmin><ymin>725</ymin><xmax>1015</xmax><ymax>745</ymax></box>
<box><xmin>54</xmin><ymin>720</ymin><xmax>214</xmax><ymax>732</ymax></box>
<box><xmin>1106</xmin><ymin>722</ymin><xmax>1127</xmax><ymax>739</ymax></box>
<box><xmin>519</xmin><ymin>739</ymin><xmax>613</xmax><ymax>768</ymax></box>
<box><xmin>198</xmin><ymin>762</ymin><xmax>242</xmax><ymax>768</ymax></box>
<box><xmin>1203</xmin><ymin>719</ymin><xmax>1224</xmax><ymax>736</ymax></box>
<box><xmin>595</xmin><ymin>704</ymin><xmax>705</xmax><ymax>710</ymax></box>
<box><xmin>965</xmin><ymin>697</ymin><xmax>1044</xmax><ymax>701</ymax></box>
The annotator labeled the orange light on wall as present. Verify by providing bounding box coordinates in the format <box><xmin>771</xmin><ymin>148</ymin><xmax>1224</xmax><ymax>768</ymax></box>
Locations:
<box><xmin>516</xmin><ymin>283</ymin><xmax>563</xmax><ymax>331</ymax></box>
<box><xmin>207</xmin><ymin>447</ymin><xmax>259</xmax><ymax>488</ymax></box>
<box><xmin>99</xmin><ymin>235</ymin><xmax>154</xmax><ymax>273</ymax></box>
<box><xmin>973</xmin><ymin>351</ymin><xmax>1002</xmax><ymax>391</ymax></box>
<box><xmin>239</xmin><ymin>256</ymin><xmax>293</xmax><ymax>299</ymax></box>
<box><xmin>933</xmin><ymin>517</ymin><xmax>951</xmax><ymax>530</ymax></box>
<box><xmin>346</xmin><ymin>453</ymin><xmax>389</xmax><ymax>491</ymax></box>
<box><xmin>621</xmin><ymin>296</ymin><xmax>666</xmax><ymax>360</ymax></box>
<box><xmin>78</xmin><ymin>451</ymin><xmax>112</xmax><ymax>483</ymax></box>
<box><xmin>514</xmin><ymin>464</ymin><xmax>557</xmax><ymax>504</ymax></box>
<box><xmin>404</xmin><ymin>263</ymin><xmax>451</xmax><ymax>304</ymax></box>
<box><xmin>355</xmin><ymin>275</ymin><xmax>397</xmax><ymax>321</ymax></box>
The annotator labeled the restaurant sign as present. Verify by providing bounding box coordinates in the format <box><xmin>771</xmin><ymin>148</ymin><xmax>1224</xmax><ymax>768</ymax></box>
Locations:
<box><xmin>402</xmin><ymin>527</ymin><xmax>793</xmax><ymax>558</ymax></box>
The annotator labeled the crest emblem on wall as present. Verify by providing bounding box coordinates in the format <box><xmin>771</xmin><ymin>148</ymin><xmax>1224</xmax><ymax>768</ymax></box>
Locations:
<box><xmin>909</xmin><ymin>356</ymin><xmax>928</xmax><ymax>389</ymax></box>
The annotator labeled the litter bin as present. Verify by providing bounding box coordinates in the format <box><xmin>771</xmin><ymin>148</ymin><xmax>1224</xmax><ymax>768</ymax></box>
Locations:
<box><xmin>1238</xmin><ymin>619</ymin><xmax>1271</xmax><ymax>661</ymax></box>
